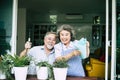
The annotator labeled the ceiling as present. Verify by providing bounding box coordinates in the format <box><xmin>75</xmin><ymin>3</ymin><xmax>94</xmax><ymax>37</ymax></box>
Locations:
<box><xmin>18</xmin><ymin>0</ymin><xmax>107</xmax><ymax>14</ymax></box>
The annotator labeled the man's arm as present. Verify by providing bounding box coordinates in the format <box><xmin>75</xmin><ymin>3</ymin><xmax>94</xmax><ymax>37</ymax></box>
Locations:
<box><xmin>20</xmin><ymin>49</ymin><xmax>30</xmax><ymax>57</ymax></box>
<box><xmin>20</xmin><ymin>41</ymin><xmax>32</xmax><ymax>57</ymax></box>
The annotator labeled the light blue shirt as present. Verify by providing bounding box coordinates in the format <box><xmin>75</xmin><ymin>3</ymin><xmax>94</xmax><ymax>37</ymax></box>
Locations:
<box><xmin>27</xmin><ymin>46</ymin><xmax>55</xmax><ymax>75</ymax></box>
<box><xmin>54</xmin><ymin>40</ymin><xmax>86</xmax><ymax>77</ymax></box>
<box><xmin>28</xmin><ymin>46</ymin><xmax>55</xmax><ymax>64</ymax></box>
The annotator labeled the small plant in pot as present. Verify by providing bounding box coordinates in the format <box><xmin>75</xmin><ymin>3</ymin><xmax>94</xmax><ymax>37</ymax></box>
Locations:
<box><xmin>10</xmin><ymin>54</ymin><xmax>31</xmax><ymax>80</ymax></box>
<box><xmin>0</xmin><ymin>54</ymin><xmax>14</xmax><ymax>80</ymax></box>
<box><xmin>53</xmin><ymin>59</ymin><xmax>69</xmax><ymax>80</ymax></box>
<box><xmin>0</xmin><ymin>60</ymin><xmax>7</xmax><ymax>79</ymax></box>
<box><xmin>36</xmin><ymin>61</ymin><xmax>53</xmax><ymax>80</ymax></box>
<box><xmin>0</xmin><ymin>57</ymin><xmax>10</xmax><ymax>79</ymax></box>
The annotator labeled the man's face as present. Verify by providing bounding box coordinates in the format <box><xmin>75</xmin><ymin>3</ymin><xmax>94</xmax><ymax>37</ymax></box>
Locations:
<box><xmin>44</xmin><ymin>34</ymin><xmax>56</xmax><ymax>49</ymax></box>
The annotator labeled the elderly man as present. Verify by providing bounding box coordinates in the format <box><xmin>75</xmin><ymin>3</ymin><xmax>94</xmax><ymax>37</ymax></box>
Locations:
<box><xmin>20</xmin><ymin>32</ymin><xmax>57</xmax><ymax>75</ymax></box>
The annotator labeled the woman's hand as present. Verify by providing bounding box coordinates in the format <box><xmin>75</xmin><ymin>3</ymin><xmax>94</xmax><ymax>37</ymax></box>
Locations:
<box><xmin>55</xmin><ymin>50</ymin><xmax>80</xmax><ymax>61</ymax></box>
<box><xmin>86</xmin><ymin>41</ymin><xmax>90</xmax><ymax>57</ymax></box>
<box><xmin>55</xmin><ymin>56</ymin><xmax>66</xmax><ymax>61</ymax></box>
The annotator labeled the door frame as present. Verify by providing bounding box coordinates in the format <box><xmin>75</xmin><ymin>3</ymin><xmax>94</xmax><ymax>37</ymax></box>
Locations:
<box><xmin>12</xmin><ymin>0</ymin><xmax>117</xmax><ymax>79</ymax></box>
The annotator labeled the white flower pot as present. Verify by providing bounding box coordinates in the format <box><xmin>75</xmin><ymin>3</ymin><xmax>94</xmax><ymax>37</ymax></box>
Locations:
<box><xmin>11</xmin><ymin>67</ymin><xmax>14</xmax><ymax>74</ymax></box>
<box><xmin>53</xmin><ymin>68</ymin><xmax>68</xmax><ymax>80</ymax></box>
<box><xmin>0</xmin><ymin>70</ymin><xmax>6</xmax><ymax>79</ymax></box>
<box><xmin>36</xmin><ymin>66</ymin><xmax>48</xmax><ymax>79</ymax></box>
<box><xmin>14</xmin><ymin>66</ymin><xmax>28</xmax><ymax>80</ymax></box>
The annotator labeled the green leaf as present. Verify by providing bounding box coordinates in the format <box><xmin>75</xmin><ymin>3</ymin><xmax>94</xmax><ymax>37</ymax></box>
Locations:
<box><xmin>53</xmin><ymin>59</ymin><xmax>69</xmax><ymax>68</ymax></box>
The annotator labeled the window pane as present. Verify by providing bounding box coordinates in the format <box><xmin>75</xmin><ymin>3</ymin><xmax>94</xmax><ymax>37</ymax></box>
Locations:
<box><xmin>0</xmin><ymin>0</ymin><xmax>13</xmax><ymax>55</ymax></box>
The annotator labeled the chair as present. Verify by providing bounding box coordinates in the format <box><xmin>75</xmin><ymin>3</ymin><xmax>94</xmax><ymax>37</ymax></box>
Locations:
<box><xmin>85</xmin><ymin>58</ymin><xmax>105</xmax><ymax>78</ymax></box>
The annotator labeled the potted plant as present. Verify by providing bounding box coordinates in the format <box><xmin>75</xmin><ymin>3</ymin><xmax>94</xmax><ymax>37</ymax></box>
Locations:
<box><xmin>53</xmin><ymin>59</ymin><xmax>69</xmax><ymax>80</ymax></box>
<box><xmin>36</xmin><ymin>61</ymin><xmax>53</xmax><ymax>80</ymax></box>
<box><xmin>10</xmin><ymin>54</ymin><xmax>31</xmax><ymax>80</ymax></box>
<box><xmin>0</xmin><ymin>54</ymin><xmax>14</xmax><ymax>80</ymax></box>
<box><xmin>0</xmin><ymin>61</ymin><xmax>7</xmax><ymax>79</ymax></box>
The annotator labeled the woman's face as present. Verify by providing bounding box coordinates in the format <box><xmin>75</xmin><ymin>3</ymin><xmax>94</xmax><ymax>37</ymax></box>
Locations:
<box><xmin>60</xmin><ymin>30</ymin><xmax>71</xmax><ymax>45</ymax></box>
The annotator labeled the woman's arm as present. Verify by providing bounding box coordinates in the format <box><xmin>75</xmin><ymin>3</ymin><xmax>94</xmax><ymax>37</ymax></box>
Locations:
<box><xmin>56</xmin><ymin>41</ymin><xmax>90</xmax><ymax>61</ymax></box>
<box><xmin>64</xmin><ymin>50</ymin><xmax>81</xmax><ymax>60</ymax></box>
<box><xmin>56</xmin><ymin>50</ymin><xmax>81</xmax><ymax>61</ymax></box>
<box><xmin>64</xmin><ymin>41</ymin><xmax>90</xmax><ymax>60</ymax></box>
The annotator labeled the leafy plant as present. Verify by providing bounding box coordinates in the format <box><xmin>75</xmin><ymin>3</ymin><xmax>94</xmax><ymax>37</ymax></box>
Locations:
<box><xmin>10</xmin><ymin>54</ymin><xmax>31</xmax><ymax>67</ymax></box>
<box><xmin>0</xmin><ymin>54</ymin><xmax>31</xmax><ymax>79</ymax></box>
<box><xmin>36</xmin><ymin>61</ymin><xmax>52</xmax><ymax>67</ymax></box>
<box><xmin>53</xmin><ymin>59</ymin><xmax>69</xmax><ymax>68</ymax></box>
<box><xmin>0</xmin><ymin>54</ymin><xmax>14</xmax><ymax>80</ymax></box>
<box><xmin>36</xmin><ymin>61</ymin><xmax>53</xmax><ymax>80</ymax></box>
<box><xmin>0</xmin><ymin>60</ymin><xmax>9</xmax><ymax>73</ymax></box>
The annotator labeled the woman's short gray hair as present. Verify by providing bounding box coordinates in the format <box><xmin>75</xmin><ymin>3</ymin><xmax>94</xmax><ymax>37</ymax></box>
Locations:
<box><xmin>57</xmin><ymin>24</ymin><xmax>75</xmax><ymax>41</ymax></box>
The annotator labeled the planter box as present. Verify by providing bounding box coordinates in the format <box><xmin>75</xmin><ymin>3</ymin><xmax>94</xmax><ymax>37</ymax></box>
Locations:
<box><xmin>36</xmin><ymin>66</ymin><xmax>48</xmax><ymax>79</ymax></box>
<box><xmin>0</xmin><ymin>70</ymin><xmax>6</xmax><ymax>79</ymax></box>
<box><xmin>14</xmin><ymin>66</ymin><xmax>28</xmax><ymax>80</ymax></box>
<box><xmin>53</xmin><ymin>68</ymin><xmax>68</xmax><ymax>80</ymax></box>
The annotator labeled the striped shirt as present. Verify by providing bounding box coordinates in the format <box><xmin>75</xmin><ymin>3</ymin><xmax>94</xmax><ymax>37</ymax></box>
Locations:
<box><xmin>27</xmin><ymin>46</ymin><xmax>55</xmax><ymax>75</ymax></box>
<box><xmin>54</xmin><ymin>41</ymin><xmax>85</xmax><ymax>77</ymax></box>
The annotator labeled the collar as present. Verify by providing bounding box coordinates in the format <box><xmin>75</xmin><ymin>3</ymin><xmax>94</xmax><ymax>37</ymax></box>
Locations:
<box><xmin>40</xmin><ymin>46</ymin><xmax>55</xmax><ymax>54</ymax></box>
<box><xmin>61</xmin><ymin>41</ymin><xmax>73</xmax><ymax>49</ymax></box>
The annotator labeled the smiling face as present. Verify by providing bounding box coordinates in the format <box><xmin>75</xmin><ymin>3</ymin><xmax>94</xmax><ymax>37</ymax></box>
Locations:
<box><xmin>44</xmin><ymin>33</ymin><xmax>56</xmax><ymax>50</ymax></box>
<box><xmin>59</xmin><ymin>30</ymin><xmax>71</xmax><ymax>46</ymax></box>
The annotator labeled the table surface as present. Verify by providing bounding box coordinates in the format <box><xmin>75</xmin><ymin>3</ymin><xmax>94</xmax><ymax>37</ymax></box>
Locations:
<box><xmin>0</xmin><ymin>75</ymin><xmax>103</xmax><ymax>80</ymax></box>
<box><xmin>26</xmin><ymin>75</ymin><xmax>104</xmax><ymax>80</ymax></box>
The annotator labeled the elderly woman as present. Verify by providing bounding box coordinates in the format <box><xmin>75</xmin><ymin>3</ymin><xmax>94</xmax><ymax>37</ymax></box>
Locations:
<box><xmin>54</xmin><ymin>24</ymin><xmax>90</xmax><ymax>77</ymax></box>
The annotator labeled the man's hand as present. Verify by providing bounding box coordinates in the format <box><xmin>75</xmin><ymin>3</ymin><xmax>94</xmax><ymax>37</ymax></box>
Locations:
<box><xmin>20</xmin><ymin>41</ymin><xmax>32</xmax><ymax>57</ymax></box>
<box><xmin>25</xmin><ymin>41</ymin><xmax>32</xmax><ymax>49</ymax></box>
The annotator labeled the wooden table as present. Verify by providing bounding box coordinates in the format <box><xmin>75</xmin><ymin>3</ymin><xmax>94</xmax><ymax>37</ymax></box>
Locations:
<box><xmin>27</xmin><ymin>75</ymin><xmax>104</xmax><ymax>80</ymax></box>
<box><xmin>0</xmin><ymin>75</ymin><xmax>104</xmax><ymax>80</ymax></box>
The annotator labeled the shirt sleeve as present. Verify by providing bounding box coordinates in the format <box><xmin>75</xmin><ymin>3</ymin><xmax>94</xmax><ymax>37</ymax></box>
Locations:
<box><xmin>54</xmin><ymin>43</ymin><xmax>62</xmax><ymax>58</ymax></box>
<box><xmin>27</xmin><ymin>47</ymin><xmax>36</xmax><ymax>61</ymax></box>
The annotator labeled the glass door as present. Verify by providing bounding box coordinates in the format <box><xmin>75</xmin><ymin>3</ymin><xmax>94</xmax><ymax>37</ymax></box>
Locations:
<box><xmin>0</xmin><ymin>0</ymin><xmax>13</xmax><ymax>55</ymax></box>
<box><xmin>116</xmin><ymin>0</ymin><xmax>120</xmax><ymax>79</ymax></box>
<box><xmin>0</xmin><ymin>0</ymin><xmax>18</xmax><ymax>55</ymax></box>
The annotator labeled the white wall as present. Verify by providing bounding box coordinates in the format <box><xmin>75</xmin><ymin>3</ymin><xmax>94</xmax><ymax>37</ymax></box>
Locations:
<box><xmin>17</xmin><ymin>8</ymin><xmax>26</xmax><ymax>55</ymax></box>
<box><xmin>26</xmin><ymin>12</ymin><xmax>105</xmax><ymax>53</ymax></box>
<box><xmin>27</xmin><ymin>12</ymin><xmax>105</xmax><ymax>24</ymax></box>
<box><xmin>16</xmin><ymin>10</ymin><xmax>106</xmax><ymax>53</ymax></box>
